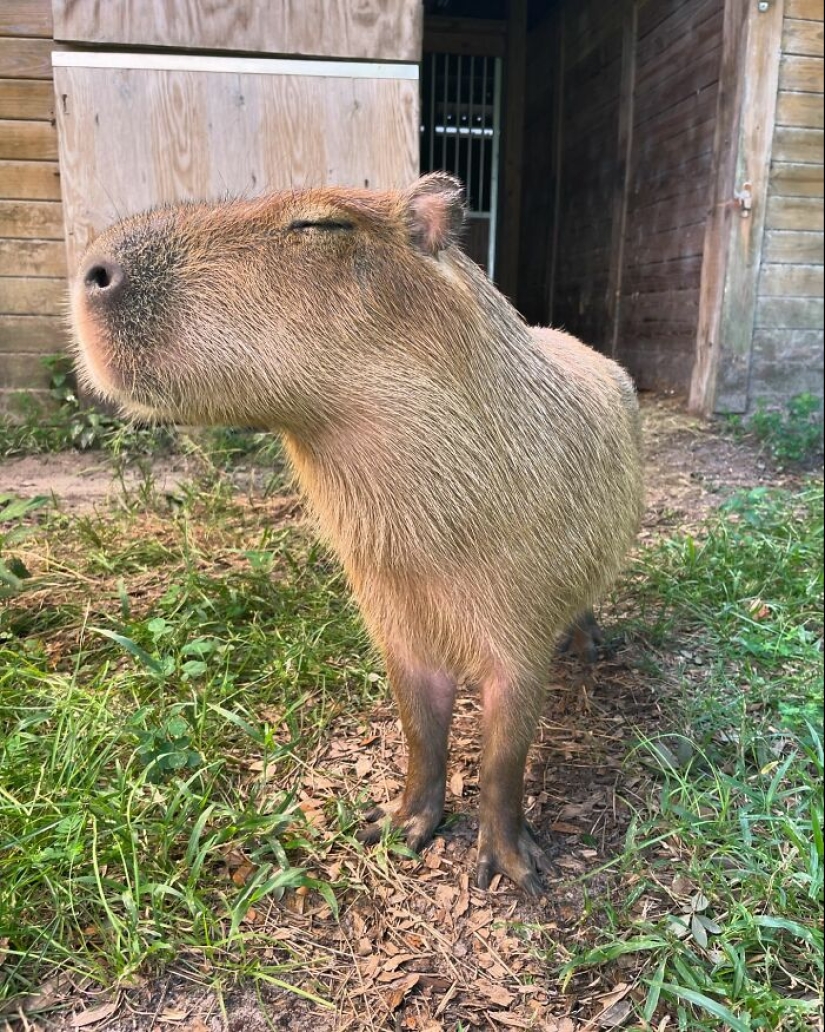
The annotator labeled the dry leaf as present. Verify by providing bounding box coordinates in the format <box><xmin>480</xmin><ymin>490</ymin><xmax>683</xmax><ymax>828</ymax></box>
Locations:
<box><xmin>159</xmin><ymin>1007</ymin><xmax>190</xmax><ymax>1022</ymax></box>
<box><xmin>69</xmin><ymin>999</ymin><xmax>120</xmax><ymax>1028</ymax></box>
<box><xmin>476</xmin><ymin>980</ymin><xmax>514</xmax><ymax>1008</ymax></box>
<box><xmin>383</xmin><ymin>953</ymin><xmax>416</xmax><ymax>972</ymax></box>
<box><xmin>450</xmin><ymin>770</ymin><xmax>465</xmax><ymax>797</ymax></box>
<box><xmin>488</xmin><ymin>1014</ymin><xmax>532</xmax><ymax>1028</ymax></box>
<box><xmin>384</xmin><ymin>973</ymin><xmax>420</xmax><ymax>1011</ymax></box>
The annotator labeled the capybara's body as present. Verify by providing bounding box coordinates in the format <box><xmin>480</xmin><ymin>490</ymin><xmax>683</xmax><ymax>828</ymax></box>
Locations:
<box><xmin>71</xmin><ymin>174</ymin><xmax>643</xmax><ymax>894</ymax></box>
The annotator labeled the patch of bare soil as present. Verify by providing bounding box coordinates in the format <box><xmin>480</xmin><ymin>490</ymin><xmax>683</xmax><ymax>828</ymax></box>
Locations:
<box><xmin>1</xmin><ymin>453</ymin><xmax>190</xmax><ymax>512</ymax></box>
<box><xmin>0</xmin><ymin>397</ymin><xmax>802</xmax><ymax>1032</ymax></box>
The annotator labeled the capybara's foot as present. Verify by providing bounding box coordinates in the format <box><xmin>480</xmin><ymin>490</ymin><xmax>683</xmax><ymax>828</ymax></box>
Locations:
<box><xmin>356</xmin><ymin>794</ymin><xmax>444</xmax><ymax>853</ymax></box>
<box><xmin>559</xmin><ymin>609</ymin><xmax>605</xmax><ymax>664</ymax></box>
<box><xmin>476</xmin><ymin>822</ymin><xmax>551</xmax><ymax>896</ymax></box>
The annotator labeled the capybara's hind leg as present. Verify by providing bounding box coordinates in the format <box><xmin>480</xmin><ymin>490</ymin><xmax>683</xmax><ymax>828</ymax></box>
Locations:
<box><xmin>559</xmin><ymin>609</ymin><xmax>604</xmax><ymax>664</ymax></box>
<box><xmin>358</xmin><ymin>652</ymin><xmax>456</xmax><ymax>852</ymax></box>
<box><xmin>476</xmin><ymin>670</ymin><xmax>551</xmax><ymax>896</ymax></box>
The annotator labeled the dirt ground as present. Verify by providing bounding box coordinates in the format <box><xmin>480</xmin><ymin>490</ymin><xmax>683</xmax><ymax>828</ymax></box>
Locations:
<box><xmin>0</xmin><ymin>397</ymin><xmax>804</xmax><ymax>1032</ymax></box>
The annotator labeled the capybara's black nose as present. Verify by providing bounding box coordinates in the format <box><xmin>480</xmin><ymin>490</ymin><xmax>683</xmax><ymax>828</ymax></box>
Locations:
<box><xmin>83</xmin><ymin>258</ymin><xmax>125</xmax><ymax>298</ymax></box>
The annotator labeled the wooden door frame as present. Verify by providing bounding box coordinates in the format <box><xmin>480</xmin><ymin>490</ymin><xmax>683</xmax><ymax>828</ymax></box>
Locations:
<box><xmin>689</xmin><ymin>0</ymin><xmax>786</xmax><ymax>415</ymax></box>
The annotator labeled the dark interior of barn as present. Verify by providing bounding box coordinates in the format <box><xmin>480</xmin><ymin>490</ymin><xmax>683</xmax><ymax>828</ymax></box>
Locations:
<box><xmin>421</xmin><ymin>0</ymin><xmax>724</xmax><ymax>397</ymax></box>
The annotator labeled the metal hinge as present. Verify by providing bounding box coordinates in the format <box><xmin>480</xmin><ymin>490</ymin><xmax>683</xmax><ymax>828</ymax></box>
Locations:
<box><xmin>734</xmin><ymin>182</ymin><xmax>753</xmax><ymax>216</ymax></box>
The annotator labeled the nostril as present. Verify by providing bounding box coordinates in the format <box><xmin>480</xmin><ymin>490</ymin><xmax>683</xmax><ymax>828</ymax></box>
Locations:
<box><xmin>83</xmin><ymin>259</ymin><xmax>124</xmax><ymax>293</ymax></box>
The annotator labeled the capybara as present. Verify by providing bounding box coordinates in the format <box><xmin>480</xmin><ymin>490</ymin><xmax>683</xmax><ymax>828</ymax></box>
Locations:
<box><xmin>70</xmin><ymin>173</ymin><xmax>643</xmax><ymax>895</ymax></box>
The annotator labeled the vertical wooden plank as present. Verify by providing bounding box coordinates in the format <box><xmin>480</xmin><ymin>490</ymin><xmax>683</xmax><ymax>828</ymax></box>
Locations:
<box><xmin>497</xmin><ymin>0</ymin><xmax>528</xmax><ymax>299</ymax></box>
<box><xmin>689</xmin><ymin>0</ymin><xmax>785</xmax><ymax>414</ymax></box>
<box><xmin>607</xmin><ymin>0</ymin><xmax>638</xmax><ymax>356</ymax></box>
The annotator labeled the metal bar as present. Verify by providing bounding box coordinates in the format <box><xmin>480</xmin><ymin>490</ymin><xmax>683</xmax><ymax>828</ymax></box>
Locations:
<box><xmin>455</xmin><ymin>54</ymin><xmax>462</xmax><ymax>178</ymax></box>
<box><xmin>441</xmin><ymin>52</ymin><xmax>449</xmax><ymax>169</ymax></box>
<box><xmin>431</xmin><ymin>52</ymin><xmax>437</xmax><ymax>171</ymax></box>
<box><xmin>479</xmin><ymin>56</ymin><xmax>488</xmax><ymax>213</ymax></box>
<box><xmin>467</xmin><ymin>55</ymin><xmax>475</xmax><ymax>211</ymax></box>
<box><xmin>488</xmin><ymin>56</ymin><xmax>503</xmax><ymax>280</ymax></box>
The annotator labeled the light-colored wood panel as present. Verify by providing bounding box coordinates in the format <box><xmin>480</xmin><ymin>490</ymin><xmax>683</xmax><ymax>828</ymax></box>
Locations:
<box><xmin>785</xmin><ymin>0</ymin><xmax>824</xmax><ymax>20</ymax></box>
<box><xmin>756</xmin><ymin>295</ymin><xmax>824</xmax><ymax>327</ymax></box>
<box><xmin>0</xmin><ymin>313</ymin><xmax>68</xmax><ymax>351</ymax></box>
<box><xmin>0</xmin><ymin>0</ymin><xmax>53</xmax><ymax>38</ymax></box>
<box><xmin>0</xmin><ymin>119</ymin><xmax>58</xmax><ymax>161</ymax></box>
<box><xmin>0</xmin><ymin>160</ymin><xmax>62</xmax><ymax>200</ymax></box>
<box><xmin>759</xmin><ymin>262</ymin><xmax>824</xmax><ymax>295</ymax></box>
<box><xmin>0</xmin><ymin>38</ymin><xmax>54</xmax><ymax>80</ymax></box>
<box><xmin>692</xmin><ymin>0</ymin><xmax>783</xmax><ymax>413</ymax></box>
<box><xmin>766</xmin><ymin>194</ymin><xmax>825</xmax><ymax>228</ymax></box>
<box><xmin>770</xmin><ymin>160</ymin><xmax>825</xmax><ymax>196</ymax></box>
<box><xmin>0</xmin><ymin>80</ymin><xmax>54</xmax><ymax>121</ymax></box>
<box><xmin>0</xmin><ymin>199</ymin><xmax>63</xmax><ymax>238</ymax></box>
<box><xmin>778</xmin><ymin>53</ymin><xmax>824</xmax><ymax>91</ymax></box>
<box><xmin>0</xmin><ymin>238</ymin><xmax>66</xmax><ymax>276</ymax></box>
<box><xmin>763</xmin><ymin>229</ymin><xmax>825</xmax><ymax>262</ymax></box>
<box><xmin>52</xmin><ymin>0</ymin><xmax>423</xmax><ymax>62</ymax></box>
<box><xmin>783</xmin><ymin>17</ymin><xmax>824</xmax><ymax>55</ymax></box>
<box><xmin>54</xmin><ymin>63</ymin><xmax>419</xmax><ymax>273</ymax></box>
<box><xmin>772</xmin><ymin>125</ymin><xmax>824</xmax><ymax>161</ymax></box>
<box><xmin>0</xmin><ymin>352</ymin><xmax>54</xmax><ymax>390</ymax></box>
<box><xmin>0</xmin><ymin>275</ymin><xmax>65</xmax><ymax>314</ymax></box>
<box><xmin>775</xmin><ymin>89</ymin><xmax>825</xmax><ymax>126</ymax></box>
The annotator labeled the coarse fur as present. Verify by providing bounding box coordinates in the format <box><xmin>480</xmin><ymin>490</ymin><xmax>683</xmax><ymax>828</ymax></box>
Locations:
<box><xmin>71</xmin><ymin>174</ymin><xmax>644</xmax><ymax>894</ymax></box>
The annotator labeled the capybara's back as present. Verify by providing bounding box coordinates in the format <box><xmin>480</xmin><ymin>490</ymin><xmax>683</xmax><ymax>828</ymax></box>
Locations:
<box><xmin>71</xmin><ymin>173</ymin><xmax>643</xmax><ymax>894</ymax></box>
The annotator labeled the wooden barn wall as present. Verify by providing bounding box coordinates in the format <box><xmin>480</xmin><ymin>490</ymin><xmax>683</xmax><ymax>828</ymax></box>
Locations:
<box><xmin>549</xmin><ymin>5</ymin><xmax>626</xmax><ymax>351</ymax></box>
<box><xmin>51</xmin><ymin>1</ymin><xmax>422</xmax><ymax>63</ymax></box>
<box><xmin>750</xmin><ymin>0</ymin><xmax>824</xmax><ymax>406</ymax></box>
<box><xmin>517</xmin><ymin>10</ymin><xmax>561</xmax><ymax>325</ymax></box>
<box><xmin>0</xmin><ymin>0</ymin><xmax>67</xmax><ymax>411</ymax></box>
<box><xmin>520</xmin><ymin>0</ymin><xmax>725</xmax><ymax>396</ymax></box>
<box><xmin>615</xmin><ymin>0</ymin><xmax>725</xmax><ymax>392</ymax></box>
<box><xmin>54</xmin><ymin>59</ymin><xmax>420</xmax><ymax>276</ymax></box>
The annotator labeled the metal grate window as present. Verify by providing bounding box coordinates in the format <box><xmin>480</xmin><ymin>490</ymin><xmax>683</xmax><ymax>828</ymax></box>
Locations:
<box><xmin>420</xmin><ymin>52</ymin><xmax>503</xmax><ymax>277</ymax></box>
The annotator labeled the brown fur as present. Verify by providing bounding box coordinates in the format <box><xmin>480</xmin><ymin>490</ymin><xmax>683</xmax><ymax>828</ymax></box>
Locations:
<box><xmin>71</xmin><ymin>174</ymin><xmax>644</xmax><ymax>894</ymax></box>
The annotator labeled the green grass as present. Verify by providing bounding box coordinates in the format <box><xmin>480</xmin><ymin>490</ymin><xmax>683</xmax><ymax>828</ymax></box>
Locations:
<box><xmin>726</xmin><ymin>393</ymin><xmax>824</xmax><ymax>468</ymax></box>
<box><xmin>0</xmin><ymin>481</ymin><xmax>380</xmax><ymax>1001</ymax></box>
<box><xmin>1</xmin><ymin>442</ymin><xmax>822</xmax><ymax>1027</ymax></box>
<box><xmin>565</xmin><ymin>481</ymin><xmax>824</xmax><ymax>1030</ymax></box>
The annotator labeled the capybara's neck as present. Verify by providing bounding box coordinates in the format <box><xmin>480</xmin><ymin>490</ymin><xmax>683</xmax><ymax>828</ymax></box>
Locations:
<box><xmin>281</xmin><ymin>251</ymin><xmax>559</xmax><ymax>572</ymax></box>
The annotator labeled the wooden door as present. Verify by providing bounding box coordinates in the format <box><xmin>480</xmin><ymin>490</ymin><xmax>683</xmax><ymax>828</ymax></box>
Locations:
<box><xmin>51</xmin><ymin>1</ymin><xmax>422</xmax><ymax>276</ymax></box>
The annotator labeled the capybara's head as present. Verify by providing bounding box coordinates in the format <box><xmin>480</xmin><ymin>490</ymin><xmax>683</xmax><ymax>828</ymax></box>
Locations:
<box><xmin>71</xmin><ymin>174</ymin><xmax>468</xmax><ymax>430</ymax></box>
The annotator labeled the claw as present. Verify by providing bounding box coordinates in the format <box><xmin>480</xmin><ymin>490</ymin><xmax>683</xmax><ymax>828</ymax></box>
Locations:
<box><xmin>476</xmin><ymin>824</ymin><xmax>551</xmax><ymax>895</ymax></box>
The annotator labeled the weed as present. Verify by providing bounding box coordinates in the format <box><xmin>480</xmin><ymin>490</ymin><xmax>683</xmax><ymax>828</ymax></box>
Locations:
<box><xmin>727</xmin><ymin>393</ymin><xmax>824</xmax><ymax>467</ymax></box>
<box><xmin>564</xmin><ymin>482</ymin><xmax>824</xmax><ymax>1029</ymax></box>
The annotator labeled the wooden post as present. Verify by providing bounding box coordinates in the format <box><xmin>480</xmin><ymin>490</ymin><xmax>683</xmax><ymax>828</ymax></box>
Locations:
<box><xmin>607</xmin><ymin>0</ymin><xmax>637</xmax><ymax>358</ymax></box>
<box><xmin>497</xmin><ymin>0</ymin><xmax>527</xmax><ymax>300</ymax></box>
<box><xmin>689</xmin><ymin>0</ymin><xmax>786</xmax><ymax>415</ymax></box>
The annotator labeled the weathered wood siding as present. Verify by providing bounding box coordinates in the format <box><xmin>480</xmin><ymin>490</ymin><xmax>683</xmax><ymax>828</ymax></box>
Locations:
<box><xmin>519</xmin><ymin>0</ymin><xmax>726</xmax><ymax>396</ymax></box>
<box><xmin>616</xmin><ymin>0</ymin><xmax>725</xmax><ymax>391</ymax></box>
<box><xmin>52</xmin><ymin>0</ymin><xmax>422</xmax><ymax>63</ymax></box>
<box><xmin>0</xmin><ymin>0</ymin><xmax>67</xmax><ymax>410</ymax></box>
<box><xmin>551</xmin><ymin>5</ymin><xmax>625</xmax><ymax>350</ymax></box>
<box><xmin>751</xmin><ymin>0</ymin><xmax>824</xmax><ymax>406</ymax></box>
<box><xmin>54</xmin><ymin>56</ymin><xmax>419</xmax><ymax>276</ymax></box>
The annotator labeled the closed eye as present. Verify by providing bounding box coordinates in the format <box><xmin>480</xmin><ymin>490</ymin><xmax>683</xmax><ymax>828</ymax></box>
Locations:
<box><xmin>288</xmin><ymin>219</ymin><xmax>354</xmax><ymax>232</ymax></box>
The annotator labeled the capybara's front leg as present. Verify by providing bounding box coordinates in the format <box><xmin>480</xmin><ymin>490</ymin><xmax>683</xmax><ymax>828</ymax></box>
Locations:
<box><xmin>476</xmin><ymin>671</ymin><xmax>551</xmax><ymax>896</ymax></box>
<box><xmin>358</xmin><ymin>652</ymin><xmax>456</xmax><ymax>852</ymax></box>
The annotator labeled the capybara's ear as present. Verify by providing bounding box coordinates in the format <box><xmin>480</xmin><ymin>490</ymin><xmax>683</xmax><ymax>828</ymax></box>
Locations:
<box><xmin>404</xmin><ymin>173</ymin><xmax>465</xmax><ymax>256</ymax></box>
